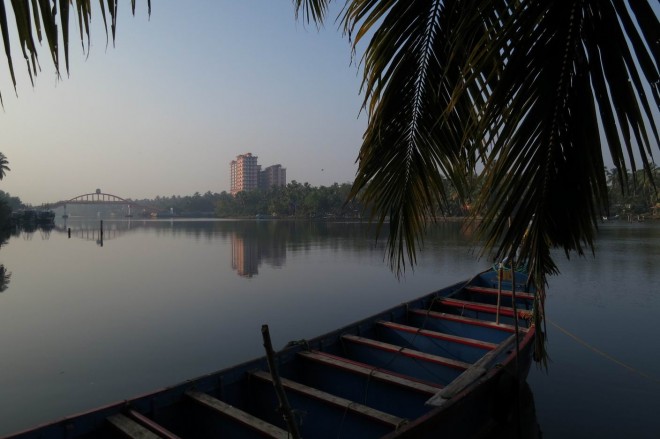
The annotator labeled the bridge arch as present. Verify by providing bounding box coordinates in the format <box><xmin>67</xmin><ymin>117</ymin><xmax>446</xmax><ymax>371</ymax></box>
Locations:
<box><xmin>47</xmin><ymin>190</ymin><xmax>158</xmax><ymax>214</ymax></box>
<box><xmin>66</xmin><ymin>191</ymin><xmax>129</xmax><ymax>204</ymax></box>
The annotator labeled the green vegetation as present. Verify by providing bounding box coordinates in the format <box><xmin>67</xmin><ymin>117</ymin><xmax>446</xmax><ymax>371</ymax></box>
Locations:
<box><xmin>216</xmin><ymin>182</ymin><xmax>361</xmax><ymax>218</ymax></box>
<box><xmin>606</xmin><ymin>165</ymin><xmax>660</xmax><ymax>218</ymax></box>
<box><xmin>0</xmin><ymin>151</ymin><xmax>17</xmax><ymax>229</ymax></box>
<box><xmin>133</xmin><ymin>182</ymin><xmax>362</xmax><ymax>218</ymax></box>
<box><xmin>136</xmin><ymin>165</ymin><xmax>660</xmax><ymax>220</ymax></box>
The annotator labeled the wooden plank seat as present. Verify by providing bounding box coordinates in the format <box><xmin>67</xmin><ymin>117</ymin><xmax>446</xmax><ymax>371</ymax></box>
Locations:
<box><xmin>375</xmin><ymin>320</ymin><xmax>497</xmax><ymax>363</ymax></box>
<box><xmin>299</xmin><ymin>351</ymin><xmax>440</xmax><ymax>395</ymax></box>
<box><xmin>407</xmin><ymin>308</ymin><xmax>523</xmax><ymax>344</ymax></box>
<box><xmin>107</xmin><ymin>413</ymin><xmax>161</xmax><ymax>439</ymax></box>
<box><xmin>297</xmin><ymin>350</ymin><xmax>438</xmax><ymax>419</ymax></box>
<box><xmin>249</xmin><ymin>370</ymin><xmax>408</xmax><ymax>434</ymax></box>
<box><xmin>186</xmin><ymin>390</ymin><xmax>289</xmax><ymax>439</ymax></box>
<box><xmin>127</xmin><ymin>410</ymin><xmax>182</xmax><ymax>439</ymax></box>
<box><xmin>340</xmin><ymin>334</ymin><xmax>469</xmax><ymax>385</ymax></box>
<box><xmin>462</xmin><ymin>285</ymin><xmax>535</xmax><ymax>301</ymax></box>
<box><xmin>431</xmin><ymin>298</ymin><xmax>532</xmax><ymax>324</ymax></box>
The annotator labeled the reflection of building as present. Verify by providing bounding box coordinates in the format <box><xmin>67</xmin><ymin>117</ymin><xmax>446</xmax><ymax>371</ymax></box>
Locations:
<box><xmin>260</xmin><ymin>238</ymin><xmax>286</xmax><ymax>268</ymax></box>
<box><xmin>259</xmin><ymin>164</ymin><xmax>286</xmax><ymax>190</ymax></box>
<box><xmin>230</xmin><ymin>153</ymin><xmax>260</xmax><ymax>195</ymax></box>
<box><xmin>231</xmin><ymin>234</ymin><xmax>260</xmax><ymax>278</ymax></box>
<box><xmin>230</xmin><ymin>226</ymin><xmax>287</xmax><ymax>278</ymax></box>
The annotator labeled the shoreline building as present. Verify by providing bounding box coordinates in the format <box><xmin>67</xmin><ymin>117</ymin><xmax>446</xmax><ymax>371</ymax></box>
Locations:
<box><xmin>230</xmin><ymin>153</ymin><xmax>286</xmax><ymax>195</ymax></box>
<box><xmin>259</xmin><ymin>164</ymin><xmax>286</xmax><ymax>190</ymax></box>
<box><xmin>230</xmin><ymin>153</ymin><xmax>259</xmax><ymax>195</ymax></box>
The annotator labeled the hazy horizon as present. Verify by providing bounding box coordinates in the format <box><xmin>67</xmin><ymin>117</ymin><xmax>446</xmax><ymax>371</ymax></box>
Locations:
<box><xmin>0</xmin><ymin>1</ymin><xmax>366</xmax><ymax>205</ymax></box>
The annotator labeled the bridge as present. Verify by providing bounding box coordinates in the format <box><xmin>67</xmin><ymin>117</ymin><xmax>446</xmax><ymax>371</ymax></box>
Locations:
<box><xmin>47</xmin><ymin>189</ymin><xmax>159</xmax><ymax>215</ymax></box>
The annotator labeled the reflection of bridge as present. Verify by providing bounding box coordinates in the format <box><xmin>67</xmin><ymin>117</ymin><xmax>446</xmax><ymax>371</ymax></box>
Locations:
<box><xmin>47</xmin><ymin>189</ymin><xmax>158</xmax><ymax>214</ymax></box>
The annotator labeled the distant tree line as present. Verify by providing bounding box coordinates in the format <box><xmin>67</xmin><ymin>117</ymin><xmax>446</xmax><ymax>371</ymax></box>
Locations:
<box><xmin>215</xmin><ymin>181</ymin><xmax>363</xmax><ymax>218</ymax></box>
<box><xmin>0</xmin><ymin>150</ymin><xmax>21</xmax><ymax>229</ymax></box>
<box><xmin>605</xmin><ymin>165</ymin><xmax>660</xmax><ymax>217</ymax></box>
<box><xmin>92</xmin><ymin>165</ymin><xmax>660</xmax><ymax>221</ymax></box>
<box><xmin>0</xmin><ymin>167</ymin><xmax>655</xmax><ymax>224</ymax></box>
<box><xmin>134</xmin><ymin>182</ymin><xmax>364</xmax><ymax>218</ymax></box>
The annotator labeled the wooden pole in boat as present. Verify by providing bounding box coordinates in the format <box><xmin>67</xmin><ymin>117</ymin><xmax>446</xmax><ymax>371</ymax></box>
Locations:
<box><xmin>510</xmin><ymin>260</ymin><xmax>522</xmax><ymax>438</ymax></box>
<box><xmin>496</xmin><ymin>263</ymin><xmax>503</xmax><ymax>324</ymax></box>
<box><xmin>510</xmin><ymin>261</ymin><xmax>521</xmax><ymax>371</ymax></box>
<box><xmin>261</xmin><ymin>325</ymin><xmax>301</xmax><ymax>439</ymax></box>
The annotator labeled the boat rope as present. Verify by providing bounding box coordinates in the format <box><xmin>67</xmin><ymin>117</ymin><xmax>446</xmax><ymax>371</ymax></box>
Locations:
<box><xmin>285</xmin><ymin>339</ymin><xmax>310</xmax><ymax>351</ymax></box>
<box><xmin>548</xmin><ymin>319</ymin><xmax>660</xmax><ymax>386</ymax></box>
<box><xmin>335</xmin><ymin>402</ymin><xmax>351</xmax><ymax>439</ymax></box>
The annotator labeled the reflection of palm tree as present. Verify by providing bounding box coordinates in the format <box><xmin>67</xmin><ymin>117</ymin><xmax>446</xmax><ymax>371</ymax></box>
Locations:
<box><xmin>0</xmin><ymin>153</ymin><xmax>9</xmax><ymax>180</ymax></box>
<box><xmin>0</xmin><ymin>264</ymin><xmax>11</xmax><ymax>293</ymax></box>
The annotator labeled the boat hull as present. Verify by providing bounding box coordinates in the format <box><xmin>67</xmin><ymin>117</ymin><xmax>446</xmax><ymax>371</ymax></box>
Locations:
<box><xmin>4</xmin><ymin>269</ymin><xmax>537</xmax><ymax>439</ymax></box>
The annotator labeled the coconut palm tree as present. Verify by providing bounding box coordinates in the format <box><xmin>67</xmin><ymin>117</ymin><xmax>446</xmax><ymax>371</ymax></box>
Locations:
<box><xmin>0</xmin><ymin>153</ymin><xmax>9</xmax><ymax>180</ymax></box>
<box><xmin>293</xmin><ymin>0</ymin><xmax>659</xmax><ymax>361</ymax></box>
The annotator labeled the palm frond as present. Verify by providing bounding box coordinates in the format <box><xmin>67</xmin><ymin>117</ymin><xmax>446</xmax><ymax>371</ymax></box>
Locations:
<box><xmin>291</xmin><ymin>0</ymin><xmax>658</xmax><ymax>363</ymax></box>
<box><xmin>341</xmin><ymin>0</ymin><xmax>488</xmax><ymax>275</ymax></box>
<box><xmin>293</xmin><ymin>0</ymin><xmax>334</xmax><ymax>26</ymax></box>
<box><xmin>0</xmin><ymin>0</ymin><xmax>150</xmax><ymax>98</ymax></box>
<box><xmin>461</xmin><ymin>1</ymin><xmax>659</xmax><ymax>289</ymax></box>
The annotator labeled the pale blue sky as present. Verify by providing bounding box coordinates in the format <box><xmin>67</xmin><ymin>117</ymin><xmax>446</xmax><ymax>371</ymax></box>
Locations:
<box><xmin>0</xmin><ymin>1</ymin><xmax>366</xmax><ymax>205</ymax></box>
<box><xmin>2</xmin><ymin>2</ymin><xmax>657</xmax><ymax>206</ymax></box>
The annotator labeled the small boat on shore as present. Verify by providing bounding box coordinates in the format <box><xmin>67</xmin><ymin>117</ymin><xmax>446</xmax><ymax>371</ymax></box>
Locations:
<box><xmin>4</xmin><ymin>268</ymin><xmax>536</xmax><ymax>439</ymax></box>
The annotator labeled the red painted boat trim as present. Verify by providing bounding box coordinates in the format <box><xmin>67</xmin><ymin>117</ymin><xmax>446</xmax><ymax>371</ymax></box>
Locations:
<box><xmin>381</xmin><ymin>325</ymin><xmax>537</xmax><ymax>439</ymax></box>
<box><xmin>377</xmin><ymin>320</ymin><xmax>497</xmax><ymax>351</ymax></box>
<box><xmin>408</xmin><ymin>308</ymin><xmax>522</xmax><ymax>333</ymax></box>
<box><xmin>438</xmin><ymin>298</ymin><xmax>532</xmax><ymax>319</ymax></box>
<box><xmin>342</xmin><ymin>335</ymin><xmax>470</xmax><ymax>371</ymax></box>
<box><xmin>463</xmin><ymin>285</ymin><xmax>535</xmax><ymax>301</ymax></box>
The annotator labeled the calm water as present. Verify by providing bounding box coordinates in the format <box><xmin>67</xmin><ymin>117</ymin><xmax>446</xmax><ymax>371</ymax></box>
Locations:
<box><xmin>0</xmin><ymin>219</ymin><xmax>658</xmax><ymax>437</ymax></box>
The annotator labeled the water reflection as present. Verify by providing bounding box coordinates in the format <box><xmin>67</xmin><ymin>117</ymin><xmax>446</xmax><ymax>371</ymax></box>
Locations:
<box><xmin>230</xmin><ymin>222</ymin><xmax>287</xmax><ymax>277</ymax></box>
<box><xmin>50</xmin><ymin>219</ymin><xmax>491</xmax><ymax>279</ymax></box>
<box><xmin>486</xmin><ymin>381</ymin><xmax>542</xmax><ymax>439</ymax></box>
<box><xmin>0</xmin><ymin>264</ymin><xmax>10</xmax><ymax>292</ymax></box>
<box><xmin>0</xmin><ymin>225</ymin><xmax>14</xmax><ymax>293</ymax></box>
<box><xmin>0</xmin><ymin>217</ymin><xmax>553</xmax><ymax>436</ymax></box>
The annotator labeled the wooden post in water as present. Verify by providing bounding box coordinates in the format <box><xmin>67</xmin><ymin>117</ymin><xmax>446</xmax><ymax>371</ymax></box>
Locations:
<box><xmin>261</xmin><ymin>325</ymin><xmax>301</xmax><ymax>439</ymax></box>
<box><xmin>99</xmin><ymin>220</ymin><xmax>104</xmax><ymax>247</ymax></box>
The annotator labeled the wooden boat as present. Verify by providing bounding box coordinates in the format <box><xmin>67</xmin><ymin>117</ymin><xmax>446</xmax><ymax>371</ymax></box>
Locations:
<box><xmin>4</xmin><ymin>268</ymin><xmax>536</xmax><ymax>439</ymax></box>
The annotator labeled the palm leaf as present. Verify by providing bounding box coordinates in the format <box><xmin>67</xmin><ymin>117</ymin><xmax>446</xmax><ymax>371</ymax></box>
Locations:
<box><xmin>342</xmin><ymin>0</ymin><xmax>488</xmax><ymax>274</ymax></box>
<box><xmin>295</xmin><ymin>0</ymin><xmax>658</xmax><ymax>365</ymax></box>
<box><xmin>0</xmin><ymin>0</ymin><xmax>17</xmax><ymax>103</ymax></box>
<box><xmin>0</xmin><ymin>0</ymin><xmax>151</xmax><ymax>99</ymax></box>
<box><xmin>293</xmin><ymin>0</ymin><xmax>332</xmax><ymax>26</ymax></box>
